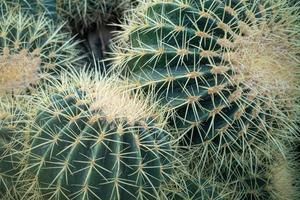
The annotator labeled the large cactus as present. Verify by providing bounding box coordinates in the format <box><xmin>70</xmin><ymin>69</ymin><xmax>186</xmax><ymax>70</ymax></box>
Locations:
<box><xmin>22</xmin><ymin>69</ymin><xmax>174</xmax><ymax>200</ymax></box>
<box><xmin>111</xmin><ymin>0</ymin><xmax>300</xmax><ymax>170</ymax></box>
<box><xmin>0</xmin><ymin>8</ymin><xmax>82</xmax><ymax>95</ymax></box>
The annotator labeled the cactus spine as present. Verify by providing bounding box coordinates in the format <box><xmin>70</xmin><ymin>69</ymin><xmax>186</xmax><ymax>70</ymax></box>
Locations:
<box><xmin>21</xmin><ymin>69</ymin><xmax>174</xmax><ymax>200</ymax></box>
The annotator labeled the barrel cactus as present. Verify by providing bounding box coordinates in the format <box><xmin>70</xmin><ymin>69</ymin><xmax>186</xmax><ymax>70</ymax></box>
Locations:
<box><xmin>0</xmin><ymin>8</ymin><xmax>82</xmax><ymax>95</ymax></box>
<box><xmin>111</xmin><ymin>0</ymin><xmax>300</xmax><ymax>171</ymax></box>
<box><xmin>22</xmin><ymin>69</ymin><xmax>174</xmax><ymax>200</ymax></box>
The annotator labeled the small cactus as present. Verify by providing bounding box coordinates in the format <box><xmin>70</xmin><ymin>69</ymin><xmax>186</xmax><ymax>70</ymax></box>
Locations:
<box><xmin>21</xmin><ymin>68</ymin><xmax>174</xmax><ymax>200</ymax></box>
<box><xmin>0</xmin><ymin>8</ymin><xmax>82</xmax><ymax>95</ymax></box>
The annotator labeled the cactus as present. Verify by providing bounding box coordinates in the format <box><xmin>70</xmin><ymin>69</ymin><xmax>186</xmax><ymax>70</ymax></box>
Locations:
<box><xmin>0</xmin><ymin>8</ymin><xmax>83</xmax><ymax>95</ymax></box>
<box><xmin>111</xmin><ymin>0</ymin><xmax>300</xmax><ymax>171</ymax></box>
<box><xmin>21</xmin><ymin>68</ymin><xmax>174</xmax><ymax>200</ymax></box>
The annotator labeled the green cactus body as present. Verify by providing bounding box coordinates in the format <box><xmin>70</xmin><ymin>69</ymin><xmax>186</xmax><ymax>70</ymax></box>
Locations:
<box><xmin>0</xmin><ymin>8</ymin><xmax>82</xmax><ymax>95</ymax></box>
<box><xmin>112</xmin><ymin>0</ymin><xmax>300</xmax><ymax>170</ymax></box>
<box><xmin>25</xmin><ymin>70</ymin><xmax>173</xmax><ymax>200</ymax></box>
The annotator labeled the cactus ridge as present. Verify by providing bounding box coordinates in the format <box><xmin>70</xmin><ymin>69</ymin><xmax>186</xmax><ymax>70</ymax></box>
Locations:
<box><xmin>21</xmin><ymin>69</ymin><xmax>174</xmax><ymax>200</ymax></box>
<box><xmin>111</xmin><ymin>0</ymin><xmax>300</xmax><ymax>171</ymax></box>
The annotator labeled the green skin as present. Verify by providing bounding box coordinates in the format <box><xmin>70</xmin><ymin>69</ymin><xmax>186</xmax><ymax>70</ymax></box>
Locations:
<box><xmin>28</xmin><ymin>89</ymin><xmax>173</xmax><ymax>200</ymax></box>
<box><xmin>122</xmin><ymin>0</ymin><xmax>271</xmax><ymax>153</ymax></box>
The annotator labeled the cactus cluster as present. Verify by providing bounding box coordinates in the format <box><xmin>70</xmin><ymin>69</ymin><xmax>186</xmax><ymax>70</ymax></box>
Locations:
<box><xmin>0</xmin><ymin>0</ymin><xmax>299</xmax><ymax>199</ymax></box>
